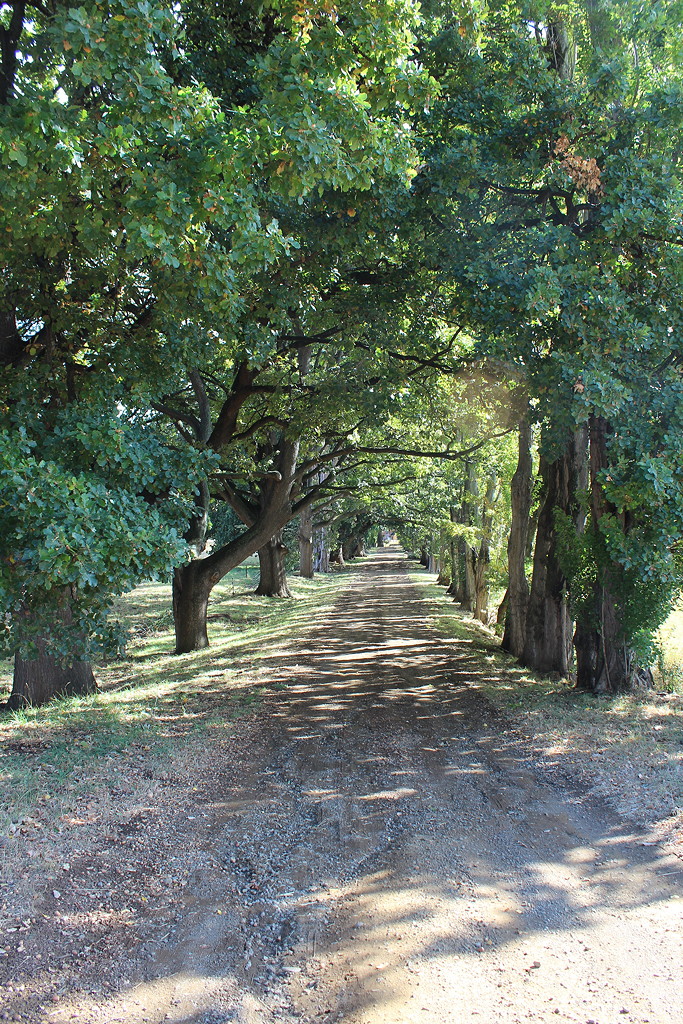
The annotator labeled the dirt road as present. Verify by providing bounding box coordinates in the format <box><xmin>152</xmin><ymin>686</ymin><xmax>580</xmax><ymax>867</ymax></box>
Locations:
<box><xmin>22</xmin><ymin>550</ymin><xmax>683</xmax><ymax>1023</ymax></box>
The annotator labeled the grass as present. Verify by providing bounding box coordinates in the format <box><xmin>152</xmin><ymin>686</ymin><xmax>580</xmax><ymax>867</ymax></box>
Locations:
<box><xmin>655</xmin><ymin>602</ymin><xmax>683</xmax><ymax>693</ymax></box>
<box><xmin>410</xmin><ymin>561</ymin><xmax>683</xmax><ymax>842</ymax></box>
<box><xmin>0</xmin><ymin>563</ymin><xmax>356</xmax><ymax>840</ymax></box>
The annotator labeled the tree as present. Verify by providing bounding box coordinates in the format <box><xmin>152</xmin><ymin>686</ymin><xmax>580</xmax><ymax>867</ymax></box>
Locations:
<box><xmin>0</xmin><ymin>0</ymin><xmax>430</xmax><ymax>689</ymax></box>
<box><xmin>412</xmin><ymin>0</ymin><xmax>683</xmax><ymax>688</ymax></box>
<box><xmin>0</xmin><ymin>0</ymin><xmax>246</xmax><ymax>703</ymax></box>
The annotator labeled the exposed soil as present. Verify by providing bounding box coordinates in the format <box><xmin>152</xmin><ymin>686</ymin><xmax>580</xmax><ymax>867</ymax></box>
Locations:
<box><xmin>2</xmin><ymin>548</ymin><xmax>683</xmax><ymax>1024</ymax></box>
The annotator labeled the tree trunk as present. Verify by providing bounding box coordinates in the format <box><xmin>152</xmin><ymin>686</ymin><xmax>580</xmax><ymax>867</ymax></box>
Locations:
<box><xmin>458</xmin><ymin>460</ymin><xmax>478</xmax><ymax>612</ymax></box>
<box><xmin>574</xmin><ymin>416</ymin><xmax>654</xmax><ymax>692</ymax></box>
<box><xmin>462</xmin><ymin>543</ymin><xmax>476</xmax><ymax>611</ymax></box>
<box><xmin>436</xmin><ymin>530</ymin><xmax>448</xmax><ymax>584</ymax></box>
<box><xmin>502</xmin><ymin>417</ymin><xmax>533</xmax><ymax>658</ymax></box>
<box><xmin>7</xmin><ymin>593</ymin><xmax>97</xmax><ymax>709</ymax></box>
<box><xmin>521</xmin><ymin>427</ymin><xmax>587</xmax><ymax>676</ymax></box>
<box><xmin>330</xmin><ymin>546</ymin><xmax>345</xmax><ymax>566</ymax></box>
<box><xmin>446</xmin><ymin>531</ymin><xmax>458</xmax><ymax>596</ymax></box>
<box><xmin>173</xmin><ymin>560</ymin><xmax>213</xmax><ymax>653</ymax></box>
<box><xmin>376</xmin><ymin>531</ymin><xmax>384</xmax><ymax>548</ymax></box>
<box><xmin>313</xmin><ymin>526</ymin><xmax>329</xmax><ymax>573</ymax></box>
<box><xmin>9</xmin><ymin>653</ymin><xmax>96</xmax><ymax>710</ymax></box>
<box><xmin>172</xmin><ymin>438</ymin><xmax>300</xmax><ymax>652</ymax></box>
<box><xmin>497</xmin><ymin>589</ymin><xmax>509</xmax><ymax>631</ymax></box>
<box><xmin>472</xmin><ymin>472</ymin><xmax>498</xmax><ymax>623</ymax></box>
<box><xmin>473</xmin><ymin>547</ymin><xmax>488</xmax><ymax>622</ymax></box>
<box><xmin>256</xmin><ymin>531</ymin><xmax>291</xmax><ymax>598</ymax></box>
<box><xmin>299</xmin><ymin>506</ymin><xmax>314</xmax><ymax>578</ymax></box>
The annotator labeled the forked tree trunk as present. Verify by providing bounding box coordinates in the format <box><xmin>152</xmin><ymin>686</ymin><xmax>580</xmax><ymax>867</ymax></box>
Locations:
<box><xmin>521</xmin><ymin>427</ymin><xmax>587</xmax><ymax>676</ymax></box>
<box><xmin>7</xmin><ymin>593</ymin><xmax>97</xmax><ymax>709</ymax></box>
<box><xmin>574</xmin><ymin>416</ymin><xmax>654</xmax><ymax>692</ymax></box>
<box><xmin>256</xmin><ymin>531</ymin><xmax>291</xmax><ymax>598</ymax></box>
<box><xmin>502</xmin><ymin>418</ymin><xmax>533</xmax><ymax>658</ymax></box>
<box><xmin>172</xmin><ymin>439</ymin><xmax>301</xmax><ymax>652</ymax></box>
<box><xmin>299</xmin><ymin>506</ymin><xmax>314</xmax><ymax>579</ymax></box>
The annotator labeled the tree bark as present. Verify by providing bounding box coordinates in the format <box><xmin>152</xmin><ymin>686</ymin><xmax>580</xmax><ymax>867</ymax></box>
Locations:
<box><xmin>458</xmin><ymin>460</ymin><xmax>478</xmax><ymax>612</ymax></box>
<box><xmin>9</xmin><ymin>653</ymin><xmax>96</xmax><ymax>710</ymax></box>
<box><xmin>172</xmin><ymin>439</ymin><xmax>300</xmax><ymax>652</ymax></box>
<box><xmin>313</xmin><ymin>526</ymin><xmax>329</xmax><ymax>573</ymax></box>
<box><xmin>299</xmin><ymin>506</ymin><xmax>314</xmax><ymax>578</ymax></box>
<box><xmin>173</xmin><ymin>560</ymin><xmax>213</xmax><ymax>652</ymax></box>
<box><xmin>7</xmin><ymin>592</ymin><xmax>97</xmax><ymax>709</ymax></box>
<box><xmin>472</xmin><ymin>472</ymin><xmax>498</xmax><ymax>623</ymax></box>
<box><xmin>521</xmin><ymin>427</ymin><xmax>587</xmax><ymax>676</ymax></box>
<box><xmin>256</xmin><ymin>531</ymin><xmax>291</xmax><ymax>598</ymax></box>
<box><xmin>502</xmin><ymin>417</ymin><xmax>533</xmax><ymax>657</ymax></box>
<box><xmin>574</xmin><ymin>416</ymin><xmax>654</xmax><ymax>692</ymax></box>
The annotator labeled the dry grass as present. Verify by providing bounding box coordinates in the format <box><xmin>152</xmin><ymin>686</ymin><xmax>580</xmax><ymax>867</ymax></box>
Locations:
<box><xmin>0</xmin><ymin>565</ymin><xmax>355</xmax><ymax>846</ymax></box>
<box><xmin>412</xmin><ymin>567</ymin><xmax>683</xmax><ymax>848</ymax></box>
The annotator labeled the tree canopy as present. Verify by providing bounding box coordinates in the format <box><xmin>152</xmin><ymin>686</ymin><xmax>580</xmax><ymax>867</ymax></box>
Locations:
<box><xmin>4</xmin><ymin>0</ymin><xmax>683</xmax><ymax>703</ymax></box>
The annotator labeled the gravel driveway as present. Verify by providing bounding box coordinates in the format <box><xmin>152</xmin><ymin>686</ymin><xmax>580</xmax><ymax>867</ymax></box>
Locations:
<box><xmin>8</xmin><ymin>548</ymin><xmax>683</xmax><ymax>1024</ymax></box>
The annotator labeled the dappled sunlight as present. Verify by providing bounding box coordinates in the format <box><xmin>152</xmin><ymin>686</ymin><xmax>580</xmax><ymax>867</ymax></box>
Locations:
<box><xmin>3</xmin><ymin>549</ymin><xmax>683</xmax><ymax>1024</ymax></box>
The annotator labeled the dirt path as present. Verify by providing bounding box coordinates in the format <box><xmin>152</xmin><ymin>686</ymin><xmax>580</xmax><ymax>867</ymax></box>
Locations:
<box><xmin>9</xmin><ymin>549</ymin><xmax>683</xmax><ymax>1024</ymax></box>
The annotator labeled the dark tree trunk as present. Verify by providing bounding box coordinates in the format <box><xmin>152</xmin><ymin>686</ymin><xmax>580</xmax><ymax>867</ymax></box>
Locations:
<box><xmin>526</xmin><ymin>502</ymin><xmax>540</xmax><ymax>561</ymax></box>
<box><xmin>419</xmin><ymin>547</ymin><xmax>429</xmax><ymax>567</ymax></box>
<box><xmin>256</xmin><ymin>531</ymin><xmax>291</xmax><ymax>598</ymax></box>
<box><xmin>299</xmin><ymin>506</ymin><xmax>314</xmax><ymax>578</ymax></box>
<box><xmin>497</xmin><ymin>589</ymin><xmax>509</xmax><ymax>630</ymax></box>
<box><xmin>9</xmin><ymin>653</ymin><xmax>96</xmax><ymax>710</ymax></box>
<box><xmin>172</xmin><ymin>439</ymin><xmax>300</xmax><ymax>652</ymax></box>
<box><xmin>521</xmin><ymin>427</ymin><xmax>587</xmax><ymax>676</ymax></box>
<box><xmin>574</xmin><ymin>416</ymin><xmax>654</xmax><ymax>693</ymax></box>
<box><xmin>330</xmin><ymin>546</ymin><xmax>345</xmax><ymax>566</ymax></box>
<box><xmin>376</xmin><ymin>531</ymin><xmax>384</xmax><ymax>548</ymax></box>
<box><xmin>7</xmin><ymin>592</ymin><xmax>97</xmax><ymax>709</ymax></box>
<box><xmin>173</xmin><ymin>560</ymin><xmax>213</xmax><ymax>653</ymax></box>
<box><xmin>502</xmin><ymin>418</ymin><xmax>533</xmax><ymax>658</ymax></box>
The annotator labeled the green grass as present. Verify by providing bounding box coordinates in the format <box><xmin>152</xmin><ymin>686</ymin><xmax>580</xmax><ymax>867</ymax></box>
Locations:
<box><xmin>655</xmin><ymin>601</ymin><xmax>683</xmax><ymax>693</ymax></box>
<box><xmin>0</xmin><ymin>563</ymin><xmax>355</xmax><ymax>838</ymax></box>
